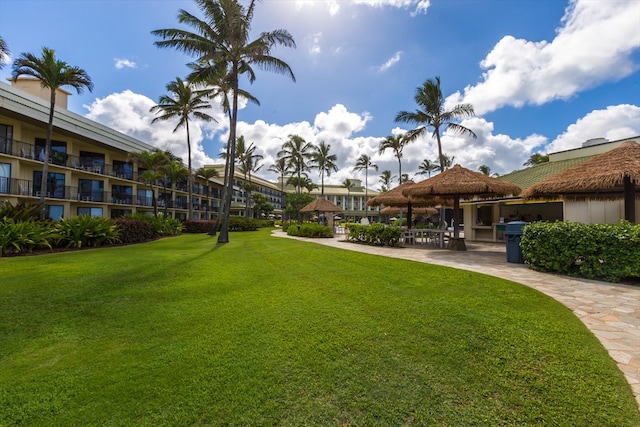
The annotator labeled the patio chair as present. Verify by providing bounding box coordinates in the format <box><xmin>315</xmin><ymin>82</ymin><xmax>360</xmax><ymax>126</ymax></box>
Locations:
<box><xmin>402</xmin><ymin>229</ymin><xmax>415</xmax><ymax>245</ymax></box>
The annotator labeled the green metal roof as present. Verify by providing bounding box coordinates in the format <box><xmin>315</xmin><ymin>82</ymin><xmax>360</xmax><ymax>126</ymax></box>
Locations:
<box><xmin>498</xmin><ymin>156</ymin><xmax>595</xmax><ymax>190</ymax></box>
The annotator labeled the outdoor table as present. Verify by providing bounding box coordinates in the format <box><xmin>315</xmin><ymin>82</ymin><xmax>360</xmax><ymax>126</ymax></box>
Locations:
<box><xmin>410</xmin><ymin>229</ymin><xmax>449</xmax><ymax>248</ymax></box>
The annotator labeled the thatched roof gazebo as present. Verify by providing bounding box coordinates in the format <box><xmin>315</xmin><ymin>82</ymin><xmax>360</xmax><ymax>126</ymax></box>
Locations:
<box><xmin>403</xmin><ymin>165</ymin><xmax>522</xmax><ymax>250</ymax></box>
<box><xmin>367</xmin><ymin>181</ymin><xmax>447</xmax><ymax>228</ymax></box>
<box><xmin>380</xmin><ymin>206</ymin><xmax>439</xmax><ymax>216</ymax></box>
<box><xmin>300</xmin><ymin>198</ymin><xmax>343</xmax><ymax>230</ymax></box>
<box><xmin>522</xmin><ymin>141</ymin><xmax>640</xmax><ymax>223</ymax></box>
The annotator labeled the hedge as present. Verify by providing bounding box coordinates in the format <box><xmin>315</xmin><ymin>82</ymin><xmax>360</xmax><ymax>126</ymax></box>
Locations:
<box><xmin>346</xmin><ymin>223</ymin><xmax>402</xmax><ymax>246</ymax></box>
<box><xmin>520</xmin><ymin>221</ymin><xmax>640</xmax><ymax>282</ymax></box>
<box><xmin>287</xmin><ymin>223</ymin><xmax>333</xmax><ymax>238</ymax></box>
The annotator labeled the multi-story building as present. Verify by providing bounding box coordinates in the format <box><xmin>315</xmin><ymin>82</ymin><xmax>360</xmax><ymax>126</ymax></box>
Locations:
<box><xmin>204</xmin><ymin>164</ymin><xmax>286</xmax><ymax>218</ymax></box>
<box><xmin>282</xmin><ymin>178</ymin><xmax>381</xmax><ymax>222</ymax></box>
<box><xmin>0</xmin><ymin>79</ymin><xmax>223</xmax><ymax>220</ymax></box>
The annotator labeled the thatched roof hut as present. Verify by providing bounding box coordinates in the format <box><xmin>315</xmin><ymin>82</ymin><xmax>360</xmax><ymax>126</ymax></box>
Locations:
<box><xmin>403</xmin><ymin>165</ymin><xmax>522</xmax><ymax>249</ymax></box>
<box><xmin>300</xmin><ymin>198</ymin><xmax>343</xmax><ymax>213</ymax></box>
<box><xmin>380</xmin><ymin>206</ymin><xmax>438</xmax><ymax>216</ymax></box>
<box><xmin>521</xmin><ymin>141</ymin><xmax>640</xmax><ymax>222</ymax></box>
<box><xmin>367</xmin><ymin>181</ymin><xmax>447</xmax><ymax>228</ymax></box>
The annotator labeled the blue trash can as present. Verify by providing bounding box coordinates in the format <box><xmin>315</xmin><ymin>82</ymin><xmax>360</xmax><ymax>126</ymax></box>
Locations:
<box><xmin>505</xmin><ymin>221</ymin><xmax>527</xmax><ymax>263</ymax></box>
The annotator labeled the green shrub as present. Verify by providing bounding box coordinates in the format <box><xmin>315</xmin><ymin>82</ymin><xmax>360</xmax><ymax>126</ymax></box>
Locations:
<box><xmin>346</xmin><ymin>223</ymin><xmax>401</xmax><ymax>246</ymax></box>
<box><xmin>126</xmin><ymin>214</ymin><xmax>183</xmax><ymax>237</ymax></box>
<box><xmin>114</xmin><ymin>218</ymin><xmax>154</xmax><ymax>244</ymax></box>
<box><xmin>55</xmin><ymin>216</ymin><xmax>120</xmax><ymax>249</ymax></box>
<box><xmin>183</xmin><ymin>220</ymin><xmax>215</xmax><ymax>233</ymax></box>
<box><xmin>521</xmin><ymin>221</ymin><xmax>640</xmax><ymax>282</ymax></box>
<box><xmin>228</xmin><ymin>217</ymin><xmax>259</xmax><ymax>231</ymax></box>
<box><xmin>0</xmin><ymin>218</ymin><xmax>55</xmax><ymax>256</ymax></box>
<box><xmin>0</xmin><ymin>200</ymin><xmax>44</xmax><ymax>222</ymax></box>
<box><xmin>287</xmin><ymin>223</ymin><xmax>333</xmax><ymax>238</ymax></box>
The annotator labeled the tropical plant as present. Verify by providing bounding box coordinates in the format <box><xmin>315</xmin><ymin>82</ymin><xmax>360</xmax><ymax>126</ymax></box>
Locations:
<box><xmin>342</xmin><ymin>178</ymin><xmax>355</xmax><ymax>213</ymax></box>
<box><xmin>55</xmin><ymin>216</ymin><xmax>119</xmax><ymax>248</ymax></box>
<box><xmin>0</xmin><ymin>201</ymin><xmax>44</xmax><ymax>222</ymax></box>
<box><xmin>153</xmin><ymin>0</ymin><xmax>296</xmax><ymax>243</ymax></box>
<box><xmin>311</xmin><ymin>140</ymin><xmax>338</xmax><ymax>197</ymax></box>
<box><xmin>236</xmin><ymin>137</ymin><xmax>263</xmax><ymax>217</ymax></box>
<box><xmin>524</xmin><ymin>153</ymin><xmax>550</xmax><ymax>166</ymax></box>
<box><xmin>353</xmin><ymin>154</ymin><xmax>377</xmax><ymax>216</ymax></box>
<box><xmin>378</xmin><ymin>134</ymin><xmax>409</xmax><ymax>187</ymax></box>
<box><xmin>436</xmin><ymin>153</ymin><xmax>455</xmax><ymax>172</ymax></box>
<box><xmin>378</xmin><ymin>170</ymin><xmax>396</xmax><ymax>192</ymax></box>
<box><xmin>478</xmin><ymin>164</ymin><xmax>491</xmax><ymax>176</ymax></box>
<box><xmin>150</xmin><ymin>77</ymin><xmax>216</xmax><ymax>220</ymax></box>
<box><xmin>395</xmin><ymin>76</ymin><xmax>476</xmax><ymax>170</ymax></box>
<box><xmin>11</xmin><ymin>47</ymin><xmax>93</xmax><ymax>205</ymax></box>
<box><xmin>128</xmin><ymin>149</ymin><xmax>168</xmax><ymax>215</ymax></box>
<box><xmin>301</xmin><ymin>177</ymin><xmax>318</xmax><ymax>193</ymax></box>
<box><xmin>162</xmin><ymin>161</ymin><xmax>190</xmax><ymax>216</ymax></box>
<box><xmin>0</xmin><ymin>37</ymin><xmax>9</xmax><ymax>70</ymax></box>
<box><xmin>269</xmin><ymin>157</ymin><xmax>289</xmax><ymax>194</ymax></box>
<box><xmin>417</xmin><ymin>159</ymin><xmax>437</xmax><ymax>178</ymax></box>
<box><xmin>278</xmin><ymin>134</ymin><xmax>313</xmax><ymax>194</ymax></box>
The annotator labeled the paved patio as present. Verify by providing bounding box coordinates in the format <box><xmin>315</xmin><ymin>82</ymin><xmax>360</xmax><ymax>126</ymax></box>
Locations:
<box><xmin>273</xmin><ymin>230</ymin><xmax>640</xmax><ymax>409</ymax></box>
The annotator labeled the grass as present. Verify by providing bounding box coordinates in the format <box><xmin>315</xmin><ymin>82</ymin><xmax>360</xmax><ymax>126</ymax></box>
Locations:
<box><xmin>0</xmin><ymin>229</ymin><xmax>638</xmax><ymax>426</ymax></box>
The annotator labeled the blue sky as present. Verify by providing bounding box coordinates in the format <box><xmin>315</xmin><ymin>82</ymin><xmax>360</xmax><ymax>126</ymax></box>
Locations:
<box><xmin>1</xmin><ymin>0</ymin><xmax>639</xmax><ymax>187</ymax></box>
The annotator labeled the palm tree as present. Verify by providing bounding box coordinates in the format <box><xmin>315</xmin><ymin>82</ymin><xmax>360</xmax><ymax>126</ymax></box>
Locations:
<box><xmin>278</xmin><ymin>135</ymin><xmax>313</xmax><ymax>194</ymax></box>
<box><xmin>378</xmin><ymin>134</ymin><xmax>409</xmax><ymax>187</ymax></box>
<box><xmin>239</xmin><ymin>145</ymin><xmax>263</xmax><ymax>218</ymax></box>
<box><xmin>478</xmin><ymin>164</ymin><xmax>491</xmax><ymax>176</ymax></box>
<box><xmin>400</xmin><ymin>173</ymin><xmax>410</xmax><ymax>184</ymax></box>
<box><xmin>524</xmin><ymin>153</ymin><xmax>549</xmax><ymax>166</ymax></box>
<box><xmin>342</xmin><ymin>178</ymin><xmax>355</xmax><ymax>218</ymax></box>
<box><xmin>301</xmin><ymin>177</ymin><xmax>318</xmax><ymax>193</ymax></box>
<box><xmin>11</xmin><ymin>47</ymin><xmax>93</xmax><ymax>204</ymax></box>
<box><xmin>128</xmin><ymin>149</ymin><xmax>167</xmax><ymax>215</ymax></box>
<box><xmin>353</xmin><ymin>154</ymin><xmax>378</xmax><ymax>217</ymax></box>
<box><xmin>150</xmin><ymin>76</ymin><xmax>216</xmax><ymax>220</ymax></box>
<box><xmin>379</xmin><ymin>169</ymin><xmax>396</xmax><ymax>192</ymax></box>
<box><xmin>417</xmin><ymin>159</ymin><xmax>437</xmax><ymax>178</ymax></box>
<box><xmin>269</xmin><ymin>157</ymin><xmax>288</xmax><ymax>195</ymax></box>
<box><xmin>395</xmin><ymin>76</ymin><xmax>476</xmax><ymax>171</ymax></box>
<box><xmin>436</xmin><ymin>154</ymin><xmax>455</xmax><ymax>172</ymax></box>
<box><xmin>162</xmin><ymin>161</ymin><xmax>190</xmax><ymax>216</ymax></box>
<box><xmin>153</xmin><ymin>0</ymin><xmax>296</xmax><ymax>243</ymax></box>
<box><xmin>311</xmin><ymin>140</ymin><xmax>337</xmax><ymax>197</ymax></box>
<box><xmin>0</xmin><ymin>37</ymin><xmax>9</xmax><ymax>70</ymax></box>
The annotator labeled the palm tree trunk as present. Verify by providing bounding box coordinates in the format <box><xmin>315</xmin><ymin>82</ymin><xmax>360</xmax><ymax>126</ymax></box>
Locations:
<box><xmin>40</xmin><ymin>89</ymin><xmax>56</xmax><ymax>207</ymax></box>
<box><xmin>187</xmin><ymin>121</ymin><xmax>193</xmax><ymax>220</ymax></box>
<box><xmin>218</xmin><ymin>69</ymin><xmax>239</xmax><ymax>243</ymax></box>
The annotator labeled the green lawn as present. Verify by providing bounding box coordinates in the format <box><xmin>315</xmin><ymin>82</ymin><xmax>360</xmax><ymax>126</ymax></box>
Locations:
<box><xmin>1</xmin><ymin>229</ymin><xmax>638</xmax><ymax>426</ymax></box>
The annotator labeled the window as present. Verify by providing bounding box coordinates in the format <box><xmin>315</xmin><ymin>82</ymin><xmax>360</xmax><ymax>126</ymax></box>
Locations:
<box><xmin>111</xmin><ymin>208</ymin><xmax>132</xmax><ymax>219</ymax></box>
<box><xmin>46</xmin><ymin>205</ymin><xmax>64</xmax><ymax>221</ymax></box>
<box><xmin>138</xmin><ymin>189</ymin><xmax>153</xmax><ymax>207</ymax></box>
<box><xmin>111</xmin><ymin>185</ymin><xmax>132</xmax><ymax>204</ymax></box>
<box><xmin>79</xmin><ymin>179</ymin><xmax>104</xmax><ymax>202</ymax></box>
<box><xmin>112</xmin><ymin>160</ymin><xmax>133</xmax><ymax>180</ymax></box>
<box><xmin>33</xmin><ymin>171</ymin><xmax>65</xmax><ymax>198</ymax></box>
<box><xmin>0</xmin><ymin>163</ymin><xmax>10</xmax><ymax>194</ymax></box>
<box><xmin>0</xmin><ymin>124</ymin><xmax>13</xmax><ymax>155</ymax></box>
<box><xmin>35</xmin><ymin>138</ymin><xmax>67</xmax><ymax>165</ymax></box>
<box><xmin>79</xmin><ymin>151</ymin><xmax>105</xmax><ymax>173</ymax></box>
<box><xmin>77</xmin><ymin>207</ymin><xmax>103</xmax><ymax>217</ymax></box>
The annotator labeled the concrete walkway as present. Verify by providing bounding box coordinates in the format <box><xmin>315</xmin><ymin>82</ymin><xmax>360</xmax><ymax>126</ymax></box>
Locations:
<box><xmin>273</xmin><ymin>230</ymin><xmax>640</xmax><ymax>408</ymax></box>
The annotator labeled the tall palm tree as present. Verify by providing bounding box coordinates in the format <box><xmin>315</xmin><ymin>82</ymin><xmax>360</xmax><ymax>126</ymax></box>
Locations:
<box><xmin>353</xmin><ymin>154</ymin><xmax>378</xmax><ymax>217</ymax></box>
<box><xmin>269</xmin><ymin>157</ymin><xmax>288</xmax><ymax>195</ymax></box>
<box><xmin>436</xmin><ymin>154</ymin><xmax>455</xmax><ymax>172</ymax></box>
<box><xmin>417</xmin><ymin>158</ymin><xmax>437</xmax><ymax>178</ymax></box>
<box><xmin>0</xmin><ymin>37</ymin><xmax>9</xmax><ymax>70</ymax></box>
<box><xmin>128</xmin><ymin>149</ymin><xmax>168</xmax><ymax>215</ymax></box>
<box><xmin>379</xmin><ymin>169</ymin><xmax>396</xmax><ymax>192</ymax></box>
<box><xmin>239</xmin><ymin>145</ymin><xmax>263</xmax><ymax>218</ymax></box>
<box><xmin>11</xmin><ymin>47</ymin><xmax>93</xmax><ymax>204</ymax></box>
<box><xmin>301</xmin><ymin>177</ymin><xmax>318</xmax><ymax>193</ymax></box>
<box><xmin>150</xmin><ymin>76</ymin><xmax>216</xmax><ymax>220</ymax></box>
<box><xmin>395</xmin><ymin>76</ymin><xmax>476</xmax><ymax>171</ymax></box>
<box><xmin>153</xmin><ymin>0</ymin><xmax>296</xmax><ymax>243</ymax></box>
<box><xmin>378</xmin><ymin>134</ymin><xmax>409</xmax><ymax>187</ymax></box>
<box><xmin>311</xmin><ymin>140</ymin><xmax>337</xmax><ymax>197</ymax></box>
<box><xmin>278</xmin><ymin>134</ymin><xmax>313</xmax><ymax>195</ymax></box>
<box><xmin>342</xmin><ymin>178</ymin><xmax>355</xmax><ymax>218</ymax></box>
<box><xmin>162</xmin><ymin>161</ymin><xmax>190</xmax><ymax>216</ymax></box>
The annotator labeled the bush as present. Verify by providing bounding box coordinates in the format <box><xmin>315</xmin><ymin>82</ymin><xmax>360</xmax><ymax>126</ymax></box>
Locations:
<box><xmin>0</xmin><ymin>200</ymin><xmax>44</xmax><ymax>222</ymax></box>
<box><xmin>0</xmin><ymin>218</ymin><xmax>55</xmax><ymax>256</ymax></box>
<box><xmin>126</xmin><ymin>214</ymin><xmax>183</xmax><ymax>237</ymax></box>
<box><xmin>346</xmin><ymin>223</ymin><xmax>401</xmax><ymax>246</ymax></box>
<box><xmin>287</xmin><ymin>223</ymin><xmax>333</xmax><ymax>238</ymax></box>
<box><xmin>183</xmin><ymin>220</ymin><xmax>215</xmax><ymax>233</ymax></box>
<box><xmin>55</xmin><ymin>216</ymin><xmax>120</xmax><ymax>248</ymax></box>
<box><xmin>228</xmin><ymin>217</ymin><xmax>260</xmax><ymax>231</ymax></box>
<box><xmin>114</xmin><ymin>218</ymin><xmax>154</xmax><ymax>244</ymax></box>
<box><xmin>521</xmin><ymin>220</ymin><xmax>640</xmax><ymax>282</ymax></box>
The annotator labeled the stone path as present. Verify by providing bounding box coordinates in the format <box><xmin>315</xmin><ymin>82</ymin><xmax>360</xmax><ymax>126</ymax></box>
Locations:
<box><xmin>273</xmin><ymin>230</ymin><xmax>640</xmax><ymax>409</ymax></box>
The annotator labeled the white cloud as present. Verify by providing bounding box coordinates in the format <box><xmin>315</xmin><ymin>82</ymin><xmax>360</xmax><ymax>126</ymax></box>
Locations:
<box><xmin>304</xmin><ymin>32</ymin><xmax>323</xmax><ymax>55</ymax></box>
<box><xmin>547</xmin><ymin>104</ymin><xmax>640</xmax><ymax>153</ymax></box>
<box><xmin>352</xmin><ymin>0</ymin><xmax>430</xmax><ymax>16</ymax></box>
<box><xmin>113</xmin><ymin>58</ymin><xmax>137</xmax><ymax>70</ymax></box>
<box><xmin>446</xmin><ymin>0</ymin><xmax>640</xmax><ymax>115</ymax></box>
<box><xmin>378</xmin><ymin>51</ymin><xmax>402</xmax><ymax>72</ymax></box>
<box><xmin>83</xmin><ymin>90</ymin><xmax>223</xmax><ymax>168</ymax></box>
